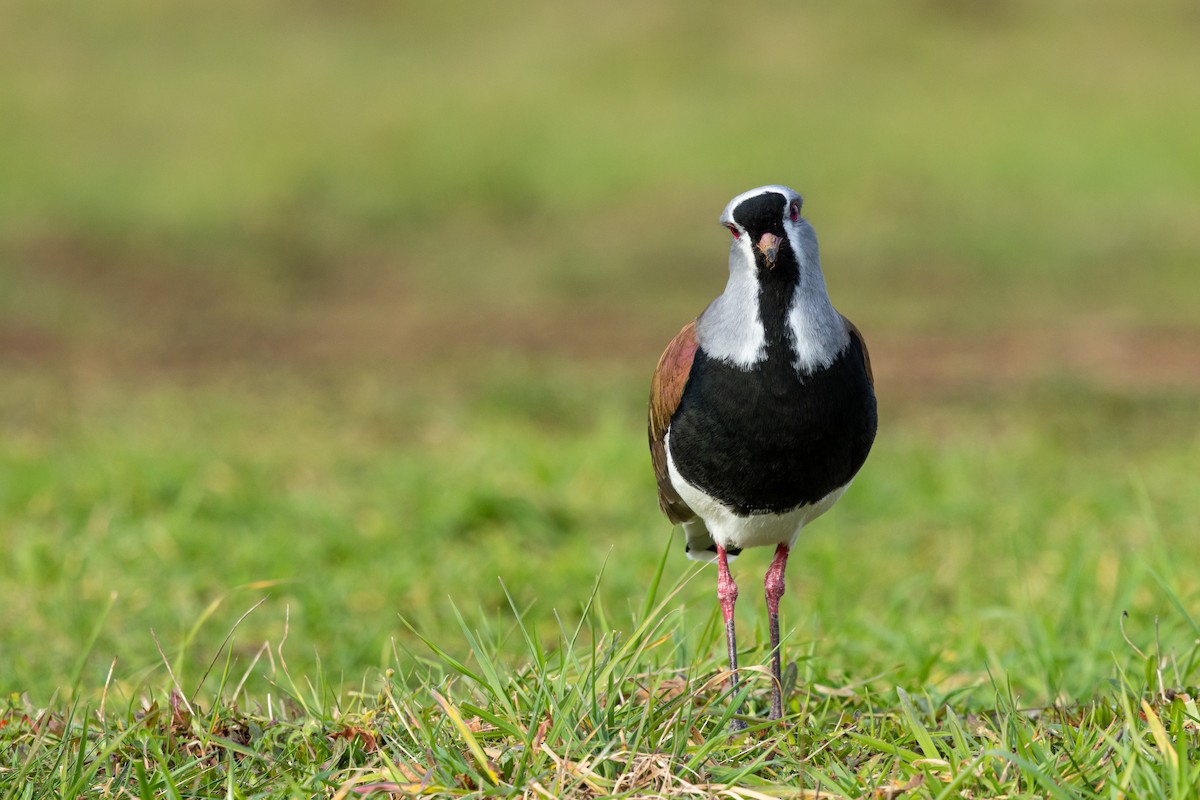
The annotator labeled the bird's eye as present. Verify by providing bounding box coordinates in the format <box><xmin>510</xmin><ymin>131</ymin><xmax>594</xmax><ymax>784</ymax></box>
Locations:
<box><xmin>789</xmin><ymin>201</ymin><xmax>800</xmax><ymax>222</ymax></box>
<box><xmin>726</xmin><ymin>224</ymin><xmax>741</xmax><ymax>239</ymax></box>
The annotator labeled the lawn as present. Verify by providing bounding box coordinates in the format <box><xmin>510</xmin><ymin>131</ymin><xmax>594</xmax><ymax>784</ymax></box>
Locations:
<box><xmin>2</xmin><ymin>1</ymin><xmax>1200</xmax><ymax>797</ymax></box>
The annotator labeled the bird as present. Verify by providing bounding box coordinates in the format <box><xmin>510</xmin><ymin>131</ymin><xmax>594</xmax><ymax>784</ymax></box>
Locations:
<box><xmin>648</xmin><ymin>184</ymin><xmax>877</xmax><ymax>726</ymax></box>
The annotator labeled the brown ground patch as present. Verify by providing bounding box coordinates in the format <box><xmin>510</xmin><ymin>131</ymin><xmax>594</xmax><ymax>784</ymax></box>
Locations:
<box><xmin>4</xmin><ymin>236</ymin><xmax>1200</xmax><ymax>396</ymax></box>
<box><xmin>870</xmin><ymin>325</ymin><xmax>1200</xmax><ymax>396</ymax></box>
<box><xmin>7</xmin><ymin>302</ymin><xmax>1199</xmax><ymax>401</ymax></box>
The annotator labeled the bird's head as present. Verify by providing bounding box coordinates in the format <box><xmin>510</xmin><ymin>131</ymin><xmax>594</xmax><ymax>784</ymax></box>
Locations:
<box><xmin>718</xmin><ymin>185</ymin><xmax>813</xmax><ymax>278</ymax></box>
<box><xmin>699</xmin><ymin>184</ymin><xmax>838</xmax><ymax>368</ymax></box>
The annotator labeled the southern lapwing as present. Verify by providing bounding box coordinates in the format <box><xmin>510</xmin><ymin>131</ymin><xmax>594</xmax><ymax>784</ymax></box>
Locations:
<box><xmin>648</xmin><ymin>185</ymin><xmax>877</xmax><ymax>725</ymax></box>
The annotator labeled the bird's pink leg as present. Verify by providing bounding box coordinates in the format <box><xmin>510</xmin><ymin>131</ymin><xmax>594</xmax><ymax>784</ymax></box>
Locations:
<box><xmin>716</xmin><ymin>545</ymin><xmax>747</xmax><ymax>730</ymax></box>
<box><xmin>764</xmin><ymin>543</ymin><xmax>790</xmax><ymax>720</ymax></box>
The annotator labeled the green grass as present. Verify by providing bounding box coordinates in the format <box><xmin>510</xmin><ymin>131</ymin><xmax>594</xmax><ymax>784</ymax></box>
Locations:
<box><xmin>3</xmin><ymin>373</ymin><xmax>1200</xmax><ymax>796</ymax></box>
<box><xmin>4</xmin><ymin>530</ymin><xmax>1200</xmax><ymax>797</ymax></box>
<box><xmin>3</xmin><ymin>371</ymin><xmax>1198</xmax><ymax>702</ymax></box>
<box><xmin>3</xmin><ymin>0</ymin><xmax>1200</xmax><ymax>795</ymax></box>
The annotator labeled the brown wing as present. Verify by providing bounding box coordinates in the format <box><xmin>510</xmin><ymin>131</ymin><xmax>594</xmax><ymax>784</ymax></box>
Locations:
<box><xmin>648</xmin><ymin>321</ymin><xmax>699</xmax><ymax>524</ymax></box>
<box><xmin>840</xmin><ymin>314</ymin><xmax>874</xmax><ymax>388</ymax></box>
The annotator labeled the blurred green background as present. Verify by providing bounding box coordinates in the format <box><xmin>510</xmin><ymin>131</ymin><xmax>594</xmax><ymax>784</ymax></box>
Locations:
<box><xmin>2</xmin><ymin>0</ymin><xmax>1198</xmax><ymax>704</ymax></box>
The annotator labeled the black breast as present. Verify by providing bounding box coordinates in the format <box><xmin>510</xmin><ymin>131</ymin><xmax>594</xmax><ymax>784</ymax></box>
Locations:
<box><xmin>668</xmin><ymin>336</ymin><xmax>877</xmax><ymax>516</ymax></box>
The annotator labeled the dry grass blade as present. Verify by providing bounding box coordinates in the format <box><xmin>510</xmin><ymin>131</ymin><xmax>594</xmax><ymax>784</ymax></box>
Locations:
<box><xmin>1140</xmin><ymin>700</ymin><xmax>1178</xmax><ymax>769</ymax></box>
<box><xmin>538</xmin><ymin>742</ymin><xmax>611</xmax><ymax>794</ymax></box>
<box><xmin>432</xmin><ymin>690</ymin><xmax>500</xmax><ymax>787</ymax></box>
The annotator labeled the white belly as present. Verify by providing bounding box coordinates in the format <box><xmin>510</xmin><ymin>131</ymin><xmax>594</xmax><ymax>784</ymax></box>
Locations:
<box><xmin>666</xmin><ymin>435</ymin><xmax>849</xmax><ymax>553</ymax></box>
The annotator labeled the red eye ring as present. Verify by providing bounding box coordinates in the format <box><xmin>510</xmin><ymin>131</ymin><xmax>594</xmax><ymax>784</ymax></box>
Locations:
<box><xmin>789</xmin><ymin>202</ymin><xmax>800</xmax><ymax>222</ymax></box>
<box><xmin>726</xmin><ymin>224</ymin><xmax>741</xmax><ymax>239</ymax></box>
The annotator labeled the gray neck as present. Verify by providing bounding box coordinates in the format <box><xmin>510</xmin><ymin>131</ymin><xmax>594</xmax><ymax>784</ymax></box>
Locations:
<box><xmin>697</xmin><ymin>219</ymin><xmax>848</xmax><ymax>372</ymax></box>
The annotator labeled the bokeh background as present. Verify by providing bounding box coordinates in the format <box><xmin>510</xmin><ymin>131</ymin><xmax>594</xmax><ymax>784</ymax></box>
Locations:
<box><xmin>3</xmin><ymin>0</ymin><xmax>1199</xmax><ymax>703</ymax></box>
